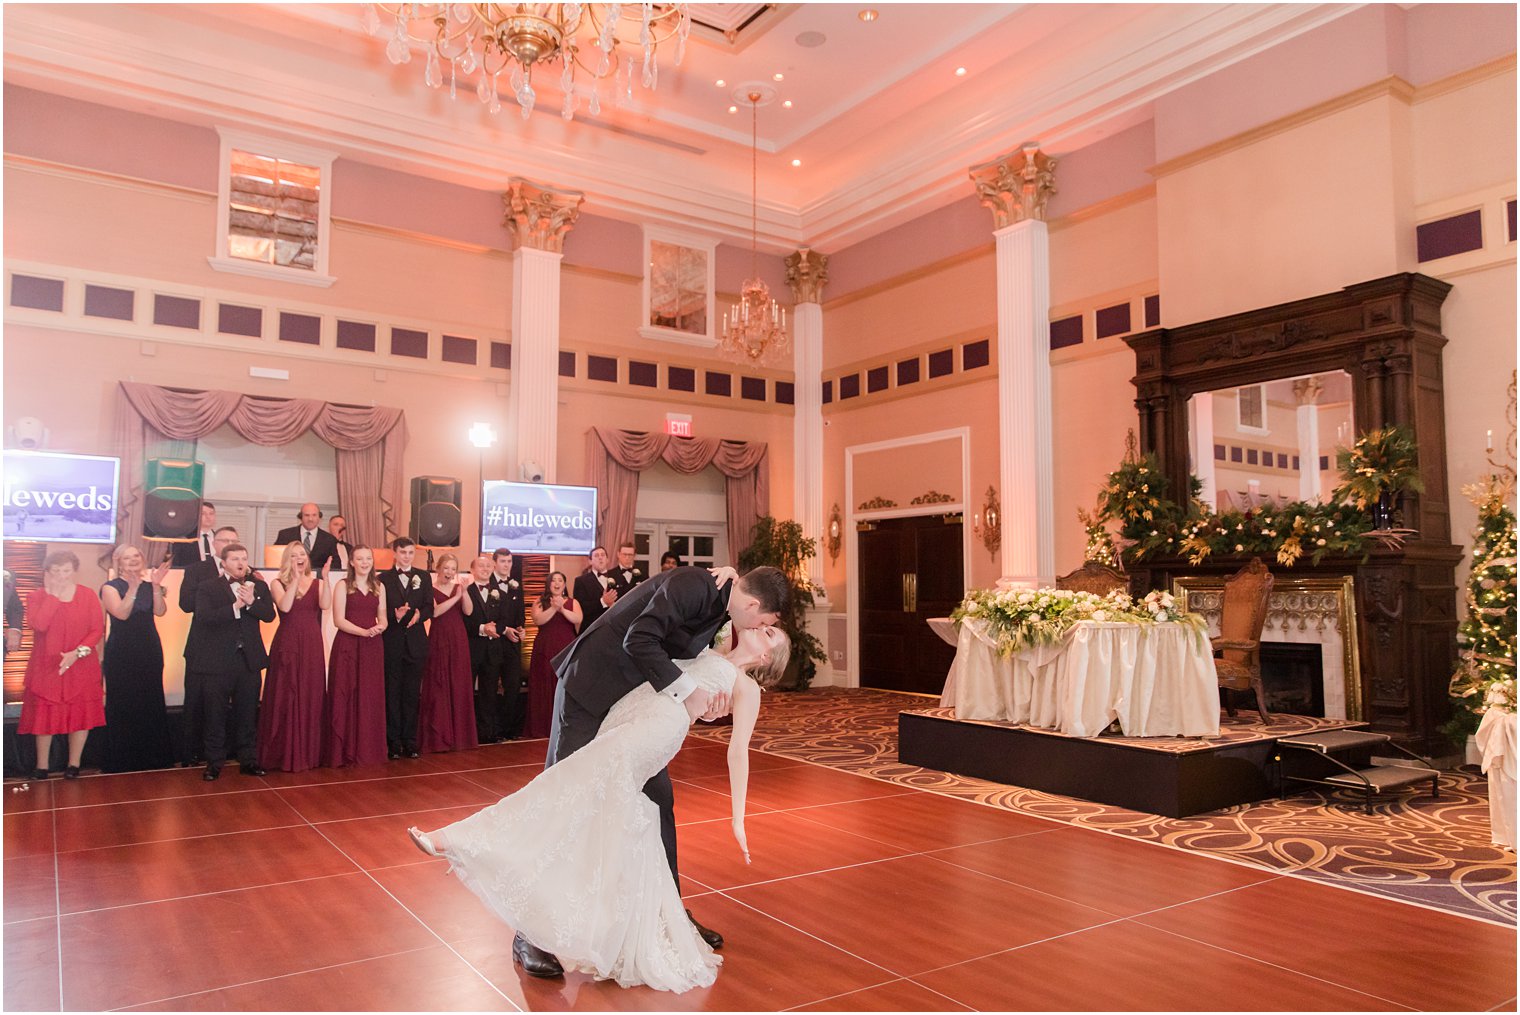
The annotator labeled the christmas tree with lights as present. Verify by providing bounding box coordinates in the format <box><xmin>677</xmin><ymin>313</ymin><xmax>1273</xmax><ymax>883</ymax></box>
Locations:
<box><xmin>1448</xmin><ymin>472</ymin><xmax>1518</xmax><ymax>733</ymax></box>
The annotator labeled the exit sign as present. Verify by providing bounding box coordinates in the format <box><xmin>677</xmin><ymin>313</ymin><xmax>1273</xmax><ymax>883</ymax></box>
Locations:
<box><xmin>665</xmin><ymin>413</ymin><xmax>693</xmax><ymax>438</ymax></box>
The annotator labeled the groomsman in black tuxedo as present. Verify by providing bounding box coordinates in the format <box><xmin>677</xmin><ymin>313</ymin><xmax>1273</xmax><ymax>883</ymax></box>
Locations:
<box><xmin>572</xmin><ymin>546</ymin><xmax>618</xmax><ymax>629</ymax></box>
<box><xmin>327</xmin><ymin>515</ymin><xmax>355</xmax><ymax>571</ymax></box>
<box><xmin>464</xmin><ymin>555</ymin><xmax>508</xmax><ymax>743</ymax></box>
<box><xmin>178</xmin><ymin>525</ymin><xmax>239</xmax><ymax>765</ymax></box>
<box><xmin>185</xmin><ymin>543</ymin><xmax>274</xmax><ymax>781</ymax></box>
<box><xmin>609</xmin><ymin>541</ymin><xmax>646</xmax><ymax>597</ymax></box>
<box><xmin>275</xmin><ymin>503</ymin><xmax>340</xmax><ymax>570</ymax></box>
<box><xmin>170</xmin><ymin>501</ymin><xmax>218</xmax><ymax>568</ymax></box>
<box><xmin>489</xmin><ymin>548</ymin><xmax>527</xmax><ymax>740</ymax></box>
<box><xmin>379</xmin><ymin>537</ymin><xmax>433</xmax><ymax>759</ymax></box>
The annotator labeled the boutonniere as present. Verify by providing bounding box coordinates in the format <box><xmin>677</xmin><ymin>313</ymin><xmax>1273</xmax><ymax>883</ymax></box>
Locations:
<box><xmin>508</xmin><ymin>578</ymin><xmax>519</xmax><ymax>589</ymax></box>
<box><xmin>489</xmin><ymin>588</ymin><xmax>500</xmax><ymax>600</ymax></box>
<box><xmin>409</xmin><ymin>575</ymin><xmax>421</xmax><ymax>591</ymax></box>
<box><xmin>597</xmin><ymin>574</ymin><xmax>612</xmax><ymax>589</ymax></box>
<box><xmin>632</xmin><ymin>568</ymin><xmax>641</xmax><ymax>578</ymax></box>
<box><xmin>712</xmin><ymin>620</ymin><xmax>733</xmax><ymax>649</ymax></box>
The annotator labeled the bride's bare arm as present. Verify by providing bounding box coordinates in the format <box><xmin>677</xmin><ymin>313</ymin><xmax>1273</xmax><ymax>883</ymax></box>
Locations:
<box><xmin>727</xmin><ymin>674</ymin><xmax>761</xmax><ymax>863</ymax></box>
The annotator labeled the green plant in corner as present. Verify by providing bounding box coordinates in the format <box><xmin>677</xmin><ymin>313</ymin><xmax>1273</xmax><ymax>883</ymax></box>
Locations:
<box><xmin>737</xmin><ymin>516</ymin><xmax>826</xmax><ymax>690</ymax></box>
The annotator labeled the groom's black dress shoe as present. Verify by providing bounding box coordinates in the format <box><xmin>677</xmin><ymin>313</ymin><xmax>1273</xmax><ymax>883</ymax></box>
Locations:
<box><xmin>687</xmin><ymin>909</ymin><xmax>723</xmax><ymax>950</ymax></box>
<box><xmin>512</xmin><ymin>933</ymin><xmax>564</xmax><ymax>978</ymax></box>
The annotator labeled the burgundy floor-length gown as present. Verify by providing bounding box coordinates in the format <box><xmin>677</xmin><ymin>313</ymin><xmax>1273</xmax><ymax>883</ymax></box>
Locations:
<box><xmin>322</xmin><ymin>585</ymin><xmax>387</xmax><ymax>767</ymax></box>
<box><xmin>256</xmin><ymin>580</ymin><xmax>326</xmax><ymax>772</ymax></box>
<box><xmin>418</xmin><ymin>586</ymin><xmax>477</xmax><ymax>753</ymax></box>
<box><xmin>524</xmin><ymin>606</ymin><xmax>578</xmax><ymax>739</ymax></box>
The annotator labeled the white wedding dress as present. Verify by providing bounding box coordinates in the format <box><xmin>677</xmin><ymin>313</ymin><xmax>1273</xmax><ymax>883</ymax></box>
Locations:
<box><xmin>433</xmin><ymin>649</ymin><xmax>738</xmax><ymax>992</ymax></box>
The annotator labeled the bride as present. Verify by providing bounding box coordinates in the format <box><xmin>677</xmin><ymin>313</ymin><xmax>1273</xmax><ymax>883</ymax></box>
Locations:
<box><xmin>408</xmin><ymin>624</ymin><xmax>791</xmax><ymax>993</ymax></box>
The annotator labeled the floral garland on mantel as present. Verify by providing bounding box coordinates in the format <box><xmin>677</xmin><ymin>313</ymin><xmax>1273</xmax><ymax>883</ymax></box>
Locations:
<box><xmin>952</xmin><ymin>587</ymin><xmax>1205</xmax><ymax>655</ymax></box>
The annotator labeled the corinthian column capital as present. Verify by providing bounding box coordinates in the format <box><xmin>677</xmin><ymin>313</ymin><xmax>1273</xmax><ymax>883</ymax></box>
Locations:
<box><xmin>1293</xmin><ymin>376</ymin><xmax>1324</xmax><ymax>406</ymax></box>
<box><xmin>969</xmin><ymin>143</ymin><xmax>1058</xmax><ymax>230</ymax></box>
<box><xmin>503</xmin><ymin>178</ymin><xmax>585</xmax><ymax>253</ymax></box>
<box><xmin>785</xmin><ymin>247</ymin><xmax>830</xmax><ymax>304</ymax></box>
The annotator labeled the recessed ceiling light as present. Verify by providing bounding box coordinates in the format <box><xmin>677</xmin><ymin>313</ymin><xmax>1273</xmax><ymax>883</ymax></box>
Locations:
<box><xmin>859</xmin><ymin>9</ymin><xmax>879</xmax><ymax>22</ymax></box>
<box><xmin>728</xmin><ymin>105</ymin><xmax>738</xmax><ymax>114</ymax></box>
<box><xmin>782</xmin><ymin>100</ymin><xmax>793</xmax><ymax>109</ymax></box>
<box><xmin>715</xmin><ymin>79</ymin><xmax>726</xmax><ymax>87</ymax></box>
<box><xmin>955</xmin><ymin>67</ymin><xmax>967</xmax><ymax>76</ymax></box>
<box><xmin>791</xmin><ymin>159</ymin><xmax>802</xmax><ymax>167</ymax></box>
<box><xmin>773</xmin><ymin>73</ymin><xmax>784</xmax><ymax>82</ymax></box>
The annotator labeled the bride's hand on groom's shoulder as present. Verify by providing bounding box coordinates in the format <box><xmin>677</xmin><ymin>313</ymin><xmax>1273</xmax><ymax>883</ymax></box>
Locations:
<box><xmin>708</xmin><ymin>565</ymin><xmax>738</xmax><ymax>587</ymax></box>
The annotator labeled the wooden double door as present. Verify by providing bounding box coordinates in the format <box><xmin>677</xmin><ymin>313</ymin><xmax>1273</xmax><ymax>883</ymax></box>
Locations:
<box><xmin>857</xmin><ymin>514</ymin><xmax>964</xmax><ymax>695</ymax></box>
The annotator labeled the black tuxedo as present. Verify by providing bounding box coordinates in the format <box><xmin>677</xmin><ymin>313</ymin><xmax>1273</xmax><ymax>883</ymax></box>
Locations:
<box><xmin>609</xmin><ymin>565</ymin><xmax>645</xmax><ymax>597</ymax></box>
<box><xmin>378</xmin><ymin>567</ymin><xmax>434</xmax><ymax>753</ymax></box>
<box><xmin>549</xmin><ymin>567</ymin><xmax>731</xmax><ymax>890</ymax></box>
<box><xmin>489</xmin><ymin>573</ymin><xmax>527</xmax><ymax>739</ymax></box>
<box><xmin>177</xmin><ymin>556</ymin><xmax>224</xmax><ymax>761</ymax></box>
<box><xmin>572</xmin><ymin>570</ymin><xmax>616</xmax><ymax>630</ymax></box>
<box><xmin>330</xmin><ymin>539</ymin><xmax>355</xmax><ymax>572</ymax></box>
<box><xmin>274</xmin><ymin>525</ymin><xmax>340</xmax><ymax>570</ymax></box>
<box><xmin>186</xmin><ymin>573</ymin><xmax>274</xmax><ymax>768</ymax></box>
<box><xmin>465</xmin><ymin>581</ymin><xmax>507</xmax><ymax>741</ymax></box>
<box><xmin>170</xmin><ymin>532</ymin><xmax>214</xmax><ymax>568</ymax></box>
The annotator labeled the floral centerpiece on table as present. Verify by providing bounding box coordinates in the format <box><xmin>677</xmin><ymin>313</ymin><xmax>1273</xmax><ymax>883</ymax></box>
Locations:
<box><xmin>952</xmin><ymin>586</ymin><xmax>1205</xmax><ymax>655</ymax></box>
<box><xmin>1331</xmin><ymin>425</ymin><xmax>1424</xmax><ymax>529</ymax></box>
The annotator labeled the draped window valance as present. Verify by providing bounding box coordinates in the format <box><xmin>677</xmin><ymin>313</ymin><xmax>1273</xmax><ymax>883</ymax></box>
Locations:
<box><xmin>113</xmin><ymin>381</ymin><xmax>407</xmax><ymax>555</ymax></box>
<box><xmin>586</xmin><ymin>427</ymin><xmax>769</xmax><ymax>560</ymax></box>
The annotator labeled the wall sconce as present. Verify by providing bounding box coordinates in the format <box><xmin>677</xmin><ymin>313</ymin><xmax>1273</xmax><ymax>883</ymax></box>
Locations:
<box><xmin>827</xmin><ymin>503</ymin><xmax>842</xmax><ymax>561</ymax></box>
<box><xmin>971</xmin><ymin>485</ymin><xmax>1001</xmax><ymax>561</ymax></box>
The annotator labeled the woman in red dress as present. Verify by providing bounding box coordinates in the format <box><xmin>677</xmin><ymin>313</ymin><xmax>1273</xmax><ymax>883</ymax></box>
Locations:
<box><xmin>524</xmin><ymin>570</ymin><xmax>582</xmax><ymax>739</ymax></box>
<box><xmin>418</xmin><ymin>553</ymin><xmax>477</xmax><ymax>753</ymax></box>
<box><xmin>323</xmin><ymin>546</ymin><xmax>388</xmax><ymax>767</ymax></box>
<box><xmin>256</xmin><ymin>542</ymin><xmax>330</xmax><ymax>772</ymax></box>
<box><xmin>20</xmin><ymin>550</ymin><xmax>106</xmax><ymax>779</ymax></box>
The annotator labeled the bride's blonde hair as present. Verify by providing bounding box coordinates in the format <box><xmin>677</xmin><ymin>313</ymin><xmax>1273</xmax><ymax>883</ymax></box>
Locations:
<box><xmin>745</xmin><ymin>629</ymin><xmax>792</xmax><ymax>689</ymax></box>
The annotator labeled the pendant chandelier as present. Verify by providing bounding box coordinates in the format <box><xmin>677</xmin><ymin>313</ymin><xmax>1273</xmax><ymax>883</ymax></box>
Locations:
<box><xmin>366</xmin><ymin>3</ymin><xmax>690</xmax><ymax>121</ymax></box>
<box><xmin>721</xmin><ymin>91</ymin><xmax>788</xmax><ymax>365</ymax></box>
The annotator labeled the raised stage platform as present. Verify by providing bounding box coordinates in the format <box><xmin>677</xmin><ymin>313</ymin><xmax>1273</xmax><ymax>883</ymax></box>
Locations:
<box><xmin>898</xmin><ymin>707</ymin><xmax>1365</xmax><ymax>818</ymax></box>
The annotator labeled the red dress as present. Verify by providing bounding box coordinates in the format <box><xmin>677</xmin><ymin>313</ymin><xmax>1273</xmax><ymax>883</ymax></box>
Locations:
<box><xmin>525</xmin><ymin>606</ymin><xmax>578</xmax><ymax>739</ymax></box>
<box><xmin>323</xmin><ymin>585</ymin><xmax>387</xmax><ymax>768</ymax></box>
<box><xmin>418</xmin><ymin>586</ymin><xmax>477</xmax><ymax>753</ymax></box>
<box><xmin>256</xmin><ymin>580</ymin><xmax>326</xmax><ymax>772</ymax></box>
<box><xmin>19</xmin><ymin>587</ymin><xmax>106</xmax><ymax>735</ymax></box>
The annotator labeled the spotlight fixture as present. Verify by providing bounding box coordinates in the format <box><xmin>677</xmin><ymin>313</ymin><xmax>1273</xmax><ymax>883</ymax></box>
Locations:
<box><xmin>791</xmin><ymin>159</ymin><xmax>801</xmax><ymax>167</ymax></box>
<box><xmin>728</xmin><ymin>104</ymin><xmax>738</xmax><ymax>113</ymax></box>
<box><xmin>772</xmin><ymin>72</ymin><xmax>784</xmax><ymax>81</ymax></box>
<box><xmin>715</xmin><ymin>78</ymin><xmax>725</xmax><ymax>86</ymax></box>
<box><xmin>955</xmin><ymin>66</ymin><xmax>967</xmax><ymax>76</ymax></box>
<box><xmin>858</xmin><ymin>9</ymin><xmax>879</xmax><ymax>22</ymax></box>
<box><xmin>782</xmin><ymin>99</ymin><xmax>793</xmax><ymax>108</ymax></box>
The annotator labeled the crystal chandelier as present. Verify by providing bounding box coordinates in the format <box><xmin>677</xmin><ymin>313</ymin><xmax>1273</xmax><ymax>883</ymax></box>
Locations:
<box><xmin>721</xmin><ymin>91</ymin><xmax>788</xmax><ymax>365</ymax></box>
<box><xmin>366</xmin><ymin>3</ymin><xmax>690</xmax><ymax>120</ymax></box>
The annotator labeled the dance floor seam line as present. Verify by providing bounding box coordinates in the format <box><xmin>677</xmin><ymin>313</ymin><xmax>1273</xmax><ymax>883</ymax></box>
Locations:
<box><xmin>786</xmin><ymin>801</ymin><xmax>1064</xmax><ymax>852</ymax></box>
<box><xmin>52</xmin><ymin>804</ymin><xmax>63</xmax><ymax>1012</ymax></box>
<box><xmin>712</xmin><ymin>889</ymin><xmax>907</xmax><ymax>981</ymax></box>
<box><xmin>1137</xmin><ymin>920</ymin><xmax>1422</xmax><ymax>1011</ymax></box>
<box><xmin>100</xmin><ymin>943</ymin><xmax>442</xmax><ymax>1013</ymax></box>
<box><xmin>54</xmin><ymin>869</ymin><xmax>368</xmax><ymax>919</ymax></box>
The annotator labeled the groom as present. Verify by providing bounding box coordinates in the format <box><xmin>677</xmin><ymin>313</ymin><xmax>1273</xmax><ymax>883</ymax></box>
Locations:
<box><xmin>512</xmin><ymin>564</ymin><xmax>791</xmax><ymax>978</ymax></box>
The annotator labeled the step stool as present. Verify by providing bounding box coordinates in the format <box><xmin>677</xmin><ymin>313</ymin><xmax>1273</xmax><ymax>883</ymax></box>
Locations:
<box><xmin>1275</xmin><ymin>730</ymin><xmax>1439</xmax><ymax>813</ymax></box>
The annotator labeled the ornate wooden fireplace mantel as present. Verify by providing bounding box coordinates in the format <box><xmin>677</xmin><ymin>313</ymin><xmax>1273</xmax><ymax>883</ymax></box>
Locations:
<box><xmin>1124</xmin><ymin>274</ymin><xmax>1462</xmax><ymax>752</ymax></box>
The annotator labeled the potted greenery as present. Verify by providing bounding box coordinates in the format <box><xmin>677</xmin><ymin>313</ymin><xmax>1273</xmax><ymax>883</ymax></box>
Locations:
<box><xmin>1332</xmin><ymin>425</ymin><xmax>1424</xmax><ymax>530</ymax></box>
<box><xmin>737</xmin><ymin>516</ymin><xmax>826</xmax><ymax>690</ymax></box>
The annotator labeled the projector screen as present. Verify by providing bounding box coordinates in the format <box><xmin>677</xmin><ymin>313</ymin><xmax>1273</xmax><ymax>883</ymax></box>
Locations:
<box><xmin>3</xmin><ymin>450</ymin><xmax>121</xmax><ymax>545</ymax></box>
<box><xmin>480</xmin><ymin>481</ymin><xmax>597</xmax><ymax>555</ymax></box>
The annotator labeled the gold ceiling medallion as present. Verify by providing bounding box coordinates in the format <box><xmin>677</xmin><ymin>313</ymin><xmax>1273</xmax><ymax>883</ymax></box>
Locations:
<box><xmin>720</xmin><ymin>89</ymin><xmax>788</xmax><ymax>365</ymax></box>
<box><xmin>368</xmin><ymin>3</ymin><xmax>690</xmax><ymax>121</ymax></box>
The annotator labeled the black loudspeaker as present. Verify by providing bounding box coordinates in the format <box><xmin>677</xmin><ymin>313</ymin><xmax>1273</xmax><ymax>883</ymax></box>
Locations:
<box><xmin>143</xmin><ymin>458</ymin><xmax>205</xmax><ymax>539</ymax></box>
<box><xmin>410</xmin><ymin>476</ymin><xmax>461</xmax><ymax>546</ymax></box>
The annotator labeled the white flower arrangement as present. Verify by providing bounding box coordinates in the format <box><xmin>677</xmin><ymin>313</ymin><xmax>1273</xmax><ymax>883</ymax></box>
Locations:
<box><xmin>952</xmin><ymin>585</ymin><xmax>1203</xmax><ymax>654</ymax></box>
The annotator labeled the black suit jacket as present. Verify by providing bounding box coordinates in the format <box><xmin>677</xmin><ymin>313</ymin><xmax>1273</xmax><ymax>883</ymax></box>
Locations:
<box><xmin>464</xmin><ymin>582</ymin><xmax>506</xmax><ymax>667</ymax></box>
<box><xmin>553</xmin><ymin>567</ymin><xmax>730</xmax><ymax>720</ymax></box>
<box><xmin>378</xmin><ymin>568</ymin><xmax>433</xmax><ymax>660</ymax></box>
<box><xmin>184</xmin><ymin>573</ymin><xmax>275</xmax><ymax>672</ymax></box>
<box><xmin>610</xmin><ymin>566</ymin><xmax>645</xmax><ymax>597</ymax></box>
<box><xmin>170</xmin><ymin>534</ymin><xmax>212</xmax><ymax>569</ymax></box>
<box><xmin>573</xmin><ymin>571</ymin><xmax>614</xmax><ymax>630</ymax></box>
<box><xmin>491</xmin><ymin>574</ymin><xmax>526</xmax><ymax>629</ymax></box>
<box><xmin>179</xmin><ymin>557</ymin><xmax>223</xmax><ymax>659</ymax></box>
<box><xmin>274</xmin><ymin>526</ymin><xmax>340</xmax><ymax>570</ymax></box>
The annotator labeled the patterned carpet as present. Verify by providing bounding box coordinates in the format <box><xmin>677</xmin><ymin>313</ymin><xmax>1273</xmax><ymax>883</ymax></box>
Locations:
<box><xmin>690</xmin><ymin>687</ymin><xmax>1517</xmax><ymax>927</ymax></box>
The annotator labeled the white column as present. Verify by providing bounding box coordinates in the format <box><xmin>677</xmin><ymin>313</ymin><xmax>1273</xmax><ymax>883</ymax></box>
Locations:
<box><xmin>972</xmin><ymin>144</ymin><xmax>1057</xmax><ymax>587</ymax></box>
<box><xmin>1191</xmin><ymin>392</ymin><xmax>1217</xmax><ymax>510</ymax></box>
<box><xmin>1293</xmin><ymin>376</ymin><xmax>1324</xmax><ymax>502</ymax></box>
<box><xmin>786</xmin><ymin>248</ymin><xmax>828</xmax><ymax>600</ymax></box>
<box><xmin>509</xmin><ymin>246</ymin><xmax>563</xmax><ymax>482</ymax></box>
<box><xmin>502</xmin><ymin>178</ymin><xmax>584</xmax><ymax>484</ymax></box>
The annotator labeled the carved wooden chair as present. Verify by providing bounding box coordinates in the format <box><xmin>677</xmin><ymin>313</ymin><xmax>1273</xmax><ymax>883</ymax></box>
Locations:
<box><xmin>1055</xmin><ymin>562</ymin><xmax>1129</xmax><ymax>597</ymax></box>
<box><xmin>1213</xmin><ymin>556</ymin><xmax>1276</xmax><ymax>724</ymax></box>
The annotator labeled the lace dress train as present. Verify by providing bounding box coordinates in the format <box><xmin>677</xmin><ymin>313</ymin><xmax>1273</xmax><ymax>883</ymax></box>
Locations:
<box><xmin>433</xmin><ymin>654</ymin><xmax>737</xmax><ymax>992</ymax></box>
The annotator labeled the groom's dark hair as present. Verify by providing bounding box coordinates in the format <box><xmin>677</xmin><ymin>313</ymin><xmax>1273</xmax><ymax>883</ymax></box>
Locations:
<box><xmin>737</xmin><ymin>565</ymin><xmax>791</xmax><ymax>615</ymax></box>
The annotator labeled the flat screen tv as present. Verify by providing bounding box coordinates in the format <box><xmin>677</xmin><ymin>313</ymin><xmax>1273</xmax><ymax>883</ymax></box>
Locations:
<box><xmin>480</xmin><ymin>481</ymin><xmax>597</xmax><ymax>555</ymax></box>
<box><xmin>3</xmin><ymin>450</ymin><xmax>121</xmax><ymax>545</ymax></box>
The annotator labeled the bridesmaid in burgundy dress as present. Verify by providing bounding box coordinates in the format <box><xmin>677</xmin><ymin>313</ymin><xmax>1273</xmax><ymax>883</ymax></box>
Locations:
<box><xmin>19</xmin><ymin>550</ymin><xmax>106</xmax><ymax>779</ymax></box>
<box><xmin>418</xmin><ymin>553</ymin><xmax>477</xmax><ymax>753</ymax></box>
<box><xmin>323</xmin><ymin>546</ymin><xmax>388</xmax><ymax>767</ymax></box>
<box><xmin>524</xmin><ymin>570</ymin><xmax>582</xmax><ymax>739</ymax></box>
<box><xmin>256</xmin><ymin>543</ymin><xmax>330</xmax><ymax>772</ymax></box>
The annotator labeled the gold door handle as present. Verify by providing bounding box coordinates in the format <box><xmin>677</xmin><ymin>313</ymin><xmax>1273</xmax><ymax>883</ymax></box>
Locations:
<box><xmin>903</xmin><ymin>573</ymin><xmax>918</xmax><ymax>613</ymax></box>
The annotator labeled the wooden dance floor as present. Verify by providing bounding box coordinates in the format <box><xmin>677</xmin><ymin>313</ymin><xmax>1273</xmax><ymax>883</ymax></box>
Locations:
<box><xmin>4</xmin><ymin>736</ymin><xmax>1516</xmax><ymax>1011</ymax></box>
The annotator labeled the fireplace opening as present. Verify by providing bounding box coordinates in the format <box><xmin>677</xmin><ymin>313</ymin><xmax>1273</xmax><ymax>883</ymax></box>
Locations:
<box><xmin>1260</xmin><ymin>642</ymin><xmax>1325</xmax><ymax>717</ymax></box>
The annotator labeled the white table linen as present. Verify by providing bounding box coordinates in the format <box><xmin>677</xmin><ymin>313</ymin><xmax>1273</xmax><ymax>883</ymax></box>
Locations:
<box><xmin>939</xmin><ymin>619</ymin><xmax>1220</xmax><ymax>738</ymax></box>
<box><xmin>1476</xmin><ymin>707</ymin><xmax>1516</xmax><ymax>848</ymax></box>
